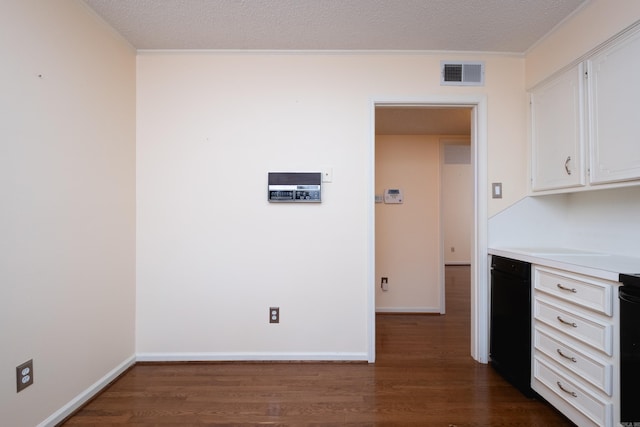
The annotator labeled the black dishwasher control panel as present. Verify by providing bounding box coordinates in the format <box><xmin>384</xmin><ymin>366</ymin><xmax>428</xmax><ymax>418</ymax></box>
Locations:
<box><xmin>491</xmin><ymin>255</ymin><xmax>531</xmax><ymax>278</ymax></box>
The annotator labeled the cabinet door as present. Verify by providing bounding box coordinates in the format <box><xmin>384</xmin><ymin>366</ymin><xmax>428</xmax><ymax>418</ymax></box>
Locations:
<box><xmin>588</xmin><ymin>28</ymin><xmax>640</xmax><ymax>184</ymax></box>
<box><xmin>531</xmin><ymin>64</ymin><xmax>586</xmax><ymax>191</ymax></box>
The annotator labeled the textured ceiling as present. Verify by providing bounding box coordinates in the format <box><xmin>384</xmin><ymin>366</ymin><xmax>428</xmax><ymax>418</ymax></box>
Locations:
<box><xmin>82</xmin><ymin>1</ymin><xmax>585</xmax><ymax>135</ymax></box>
<box><xmin>83</xmin><ymin>0</ymin><xmax>587</xmax><ymax>52</ymax></box>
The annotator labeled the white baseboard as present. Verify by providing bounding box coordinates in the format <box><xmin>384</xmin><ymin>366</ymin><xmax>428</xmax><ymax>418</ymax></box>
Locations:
<box><xmin>38</xmin><ymin>354</ymin><xmax>136</xmax><ymax>427</ymax></box>
<box><xmin>376</xmin><ymin>307</ymin><xmax>440</xmax><ymax>313</ymax></box>
<box><xmin>136</xmin><ymin>352</ymin><xmax>369</xmax><ymax>362</ymax></box>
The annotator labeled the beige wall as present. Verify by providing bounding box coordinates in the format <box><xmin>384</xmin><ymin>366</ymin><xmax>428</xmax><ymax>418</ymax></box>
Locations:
<box><xmin>0</xmin><ymin>1</ymin><xmax>136</xmax><ymax>425</ymax></box>
<box><xmin>136</xmin><ymin>52</ymin><xmax>526</xmax><ymax>359</ymax></box>
<box><xmin>375</xmin><ymin>135</ymin><xmax>441</xmax><ymax>312</ymax></box>
<box><xmin>374</xmin><ymin>136</ymin><xmax>472</xmax><ymax>312</ymax></box>
<box><xmin>526</xmin><ymin>0</ymin><xmax>640</xmax><ymax>88</ymax></box>
<box><xmin>3</xmin><ymin>0</ymin><xmax>639</xmax><ymax>422</ymax></box>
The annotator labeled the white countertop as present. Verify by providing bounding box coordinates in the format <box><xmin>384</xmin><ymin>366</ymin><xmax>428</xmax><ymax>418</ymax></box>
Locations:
<box><xmin>488</xmin><ymin>247</ymin><xmax>640</xmax><ymax>282</ymax></box>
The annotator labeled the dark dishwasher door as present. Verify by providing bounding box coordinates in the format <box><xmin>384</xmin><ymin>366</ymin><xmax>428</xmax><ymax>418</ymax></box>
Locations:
<box><xmin>490</xmin><ymin>256</ymin><xmax>534</xmax><ymax>397</ymax></box>
<box><xmin>619</xmin><ymin>283</ymin><xmax>640</xmax><ymax>424</ymax></box>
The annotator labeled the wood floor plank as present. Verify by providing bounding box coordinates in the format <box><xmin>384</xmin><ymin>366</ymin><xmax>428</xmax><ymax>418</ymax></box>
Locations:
<box><xmin>60</xmin><ymin>266</ymin><xmax>574</xmax><ymax>426</ymax></box>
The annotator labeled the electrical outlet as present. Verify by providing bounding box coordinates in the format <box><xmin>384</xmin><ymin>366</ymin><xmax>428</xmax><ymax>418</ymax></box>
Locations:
<box><xmin>16</xmin><ymin>359</ymin><xmax>33</xmax><ymax>392</ymax></box>
<box><xmin>270</xmin><ymin>307</ymin><xmax>280</xmax><ymax>323</ymax></box>
<box><xmin>381</xmin><ymin>277</ymin><xmax>389</xmax><ymax>291</ymax></box>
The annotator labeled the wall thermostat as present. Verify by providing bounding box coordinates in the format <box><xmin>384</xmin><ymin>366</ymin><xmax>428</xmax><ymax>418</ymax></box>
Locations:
<box><xmin>268</xmin><ymin>172</ymin><xmax>321</xmax><ymax>203</ymax></box>
<box><xmin>384</xmin><ymin>188</ymin><xmax>403</xmax><ymax>204</ymax></box>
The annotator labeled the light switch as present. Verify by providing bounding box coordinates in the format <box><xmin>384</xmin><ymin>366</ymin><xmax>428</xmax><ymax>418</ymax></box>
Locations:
<box><xmin>322</xmin><ymin>168</ymin><xmax>333</xmax><ymax>183</ymax></box>
<box><xmin>492</xmin><ymin>182</ymin><xmax>502</xmax><ymax>199</ymax></box>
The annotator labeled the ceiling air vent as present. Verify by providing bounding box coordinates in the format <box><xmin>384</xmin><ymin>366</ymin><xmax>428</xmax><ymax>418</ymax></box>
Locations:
<box><xmin>441</xmin><ymin>61</ymin><xmax>485</xmax><ymax>86</ymax></box>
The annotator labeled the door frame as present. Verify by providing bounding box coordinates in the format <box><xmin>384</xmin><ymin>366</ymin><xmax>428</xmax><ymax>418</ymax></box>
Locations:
<box><xmin>368</xmin><ymin>95</ymin><xmax>489</xmax><ymax>364</ymax></box>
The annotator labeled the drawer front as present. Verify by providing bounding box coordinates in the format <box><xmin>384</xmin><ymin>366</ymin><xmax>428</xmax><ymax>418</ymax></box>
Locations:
<box><xmin>534</xmin><ymin>297</ymin><xmax>613</xmax><ymax>355</ymax></box>
<box><xmin>534</xmin><ymin>326</ymin><xmax>613</xmax><ymax>395</ymax></box>
<box><xmin>534</xmin><ymin>356</ymin><xmax>613</xmax><ymax>427</ymax></box>
<box><xmin>534</xmin><ymin>266</ymin><xmax>613</xmax><ymax>315</ymax></box>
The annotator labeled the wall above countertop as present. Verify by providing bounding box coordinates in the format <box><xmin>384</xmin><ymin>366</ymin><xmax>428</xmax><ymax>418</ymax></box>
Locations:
<box><xmin>488</xmin><ymin>187</ymin><xmax>640</xmax><ymax>261</ymax></box>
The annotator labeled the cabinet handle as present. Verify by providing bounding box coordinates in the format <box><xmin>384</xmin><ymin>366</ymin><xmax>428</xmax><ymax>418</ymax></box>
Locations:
<box><xmin>556</xmin><ymin>348</ymin><xmax>577</xmax><ymax>362</ymax></box>
<box><xmin>557</xmin><ymin>283</ymin><xmax>577</xmax><ymax>293</ymax></box>
<box><xmin>564</xmin><ymin>156</ymin><xmax>572</xmax><ymax>175</ymax></box>
<box><xmin>557</xmin><ymin>316</ymin><xmax>577</xmax><ymax>328</ymax></box>
<box><xmin>557</xmin><ymin>381</ymin><xmax>578</xmax><ymax>397</ymax></box>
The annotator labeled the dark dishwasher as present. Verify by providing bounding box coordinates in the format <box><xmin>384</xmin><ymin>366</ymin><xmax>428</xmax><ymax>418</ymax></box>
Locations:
<box><xmin>490</xmin><ymin>255</ymin><xmax>535</xmax><ymax>397</ymax></box>
<box><xmin>619</xmin><ymin>273</ymin><xmax>640</xmax><ymax>425</ymax></box>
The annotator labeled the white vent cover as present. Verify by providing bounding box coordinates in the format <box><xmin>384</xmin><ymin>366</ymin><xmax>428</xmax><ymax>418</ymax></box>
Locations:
<box><xmin>441</xmin><ymin>61</ymin><xmax>485</xmax><ymax>86</ymax></box>
<box><xmin>444</xmin><ymin>144</ymin><xmax>471</xmax><ymax>164</ymax></box>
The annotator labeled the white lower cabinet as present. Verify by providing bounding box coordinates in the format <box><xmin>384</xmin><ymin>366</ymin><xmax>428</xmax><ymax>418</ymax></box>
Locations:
<box><xmin>535</xmin><ymin>326</ymin><xmax>613</xmax><ymax>396</ymax></box>
<box><xmin>534</xmin><ymin>356</ymin><xmax>613</xmax><ymax>426</ymax></box>
<box><xmin>532</xmin><ymin>265</ymin><xmax>620</xmax><ymax>427</ymax></box>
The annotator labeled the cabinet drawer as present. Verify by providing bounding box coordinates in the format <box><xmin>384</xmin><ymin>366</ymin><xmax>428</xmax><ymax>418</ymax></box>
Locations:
<box><xmin>534</xmin><ymin>296</ymin><xmax>613</xmax><ymax>355</ymax></box>
<box><xmin>534</xmin><ymin>357</ymin><xmax>613</xmax><ymax>427</ymax></box>
<box><xmin>534</xmin><ymin>266</ymin><xmax>613</xmax><ymax>315</ymax></box>
<box><xmin>534</xmin><ymin>326</ymin><xmax>613</xmax><ymax>395</ymax></box>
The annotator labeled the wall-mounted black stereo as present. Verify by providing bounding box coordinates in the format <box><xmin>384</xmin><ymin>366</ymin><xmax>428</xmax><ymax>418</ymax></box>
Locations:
<box><xmin>268</xmin><ymin>172</ymin><xmax>321</xmax><ymax>203</ymax></box>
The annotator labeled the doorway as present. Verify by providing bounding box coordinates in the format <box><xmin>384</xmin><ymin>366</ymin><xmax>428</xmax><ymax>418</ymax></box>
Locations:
<box><xmin>368</xmin><ymin>97</ymin><xmax>489</xmax><ymax>364</ymax></box>
<box><xmin>374</xmin><ymin>109</ymin><xmax>471</xmax><ymax>315</ymax></box>
<box><xmin>441</xmin><ymin>138</ymin><xmax>473</xmax><ymax>312</ymax></box>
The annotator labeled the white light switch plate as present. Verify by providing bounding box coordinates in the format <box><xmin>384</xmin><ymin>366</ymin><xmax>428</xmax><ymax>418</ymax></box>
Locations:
<box><xmin>492</xmin><ymin>182</ymin><xmax>502</xmax><ymax>199</ymax></box>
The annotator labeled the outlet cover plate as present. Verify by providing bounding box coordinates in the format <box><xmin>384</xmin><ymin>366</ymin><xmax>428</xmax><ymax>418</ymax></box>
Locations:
<box><xmin>270</xmin><ymin>307</ymin><xmax>280</xmax><ymax>323</ymax></box>
<box><xmin>16</xmin><ymin>359</ymin><xmax>33</xmax><ymax>392</ymax></box>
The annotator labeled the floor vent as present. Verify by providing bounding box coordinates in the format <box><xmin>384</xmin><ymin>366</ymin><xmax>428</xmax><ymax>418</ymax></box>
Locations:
<box><xmin>441</xmin><ymin>61</ymin><xmax>485</xmax><ymax>86</ymax></box>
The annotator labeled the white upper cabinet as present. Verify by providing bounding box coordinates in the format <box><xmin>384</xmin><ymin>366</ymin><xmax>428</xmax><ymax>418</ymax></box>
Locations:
<box><xmin>587</xmin><ymin>29</ymin><xmax>640</xmax><ymax>185</ymax></box>
<box><xmin>531</xmin><ymin>64</ymin><xmax>586</xmax><ymax>191</ymax></box>
<box><xmin>530</xmin><ymin>24</ymin><xmax>640</xmax><ymax>194</ymax></box>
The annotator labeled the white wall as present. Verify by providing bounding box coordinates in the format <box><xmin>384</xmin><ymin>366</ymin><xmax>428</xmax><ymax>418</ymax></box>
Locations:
<box><xmin>375</xmin><ymin>135</ymin><xmax>441</xmax><ymax>312</ymax></box>
<box><xmin>136</xmin><ymin>52</ymin><xmax>526</xmax><ymax>360</ymax></box>
<box><xmin>565</xmin><ymin>187</ymin><xmax>640</xmax><ymax>257</ymax></box>
<box><xmin>488</xmin><ymin>188</ymin><xmax>640</xmax><ymax>258</ymax></box>
<box><xmin>488</xmin><ymin>195</ymin><xmax>571</xmax><ymax>249</ymax></box>
<box><xmin>0</xmin><ymin>1</ymin><xmax>136</xmax><ymax>425</ymax></box>
<box><xmin>442</xmin><ymin>141</ymin><xmax>472</xmax><ymax>264</ymax></box>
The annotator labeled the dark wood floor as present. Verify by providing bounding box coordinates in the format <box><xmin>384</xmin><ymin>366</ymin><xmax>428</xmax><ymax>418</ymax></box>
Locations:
<box><xmin>61</xmin><ymin>266</ymin><xmax>573</xmax><ymax>426</ymax></box>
